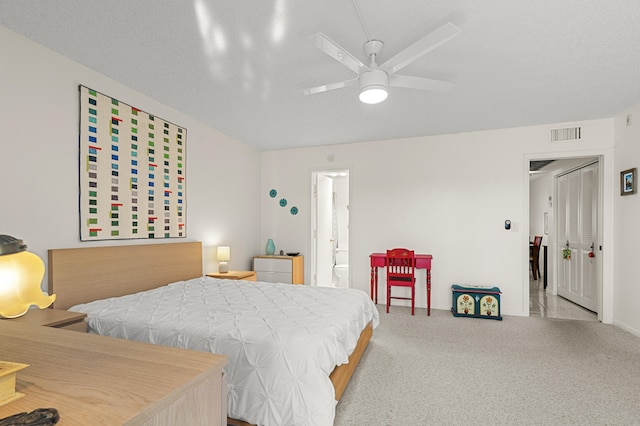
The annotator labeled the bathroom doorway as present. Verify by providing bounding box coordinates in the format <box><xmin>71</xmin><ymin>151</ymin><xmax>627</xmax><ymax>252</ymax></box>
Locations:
<box><xmin>311</xmin><ymin>169</ymin><xmax>350</xmax><ymax>288</ymax></box>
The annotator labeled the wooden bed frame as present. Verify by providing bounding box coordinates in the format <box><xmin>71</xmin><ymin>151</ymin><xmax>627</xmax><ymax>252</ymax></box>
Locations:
<box><xmin>48</xmin><ymin>241</ymin><xmax>372</xmax><ymax>425</ymax></box>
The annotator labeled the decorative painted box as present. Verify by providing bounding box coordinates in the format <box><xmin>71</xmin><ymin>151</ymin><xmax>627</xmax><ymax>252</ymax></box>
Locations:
<box><xmin>451</xmin><ymin>285</ymin><xmax>502</xmax><ymax>320</ymax></box>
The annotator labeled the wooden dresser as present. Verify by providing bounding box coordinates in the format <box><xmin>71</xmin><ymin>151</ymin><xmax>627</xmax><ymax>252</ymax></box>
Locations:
<box><xmin>0</xmin><ymin>320</ymin><xmax>227</xmax><ymax>425</ymax></box>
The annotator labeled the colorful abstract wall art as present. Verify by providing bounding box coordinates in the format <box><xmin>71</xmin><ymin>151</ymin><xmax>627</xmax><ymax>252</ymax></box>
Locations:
<box><xmin>79</xmin><ymin>86</ymin><xmax>186</xmax><ymax>240</ymax></box>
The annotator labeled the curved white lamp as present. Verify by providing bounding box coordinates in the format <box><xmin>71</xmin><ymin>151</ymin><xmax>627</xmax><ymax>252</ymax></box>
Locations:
<box><xmin>217</xmin><ymin>246</ymin><xmax>230</xmax><ymax>273</ymax></box>
<box><xmin>0</xmin><ymin>235</ymin><xmax>56</xmax><ymax>318</ymax></box>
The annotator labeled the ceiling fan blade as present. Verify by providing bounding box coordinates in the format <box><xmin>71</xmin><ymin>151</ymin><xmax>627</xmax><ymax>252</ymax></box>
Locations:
<box><xmin>314</xmin><ymin>33</ymin><xmax>369</xmax><ymax>75</ymax></box>
<box><xmin>298</xmin><ymin>78</ymin><xmax>358</xmax><ymax>96</ymax></box>
<box><xmin>389</xmin><ymin>74</ymin><xmax>454</xmax><ymax>92</ymax></box>
<box><xmin>380</xmin><ymin>22</ymin><xmax>461</xmax><ymax>75</ymax></box>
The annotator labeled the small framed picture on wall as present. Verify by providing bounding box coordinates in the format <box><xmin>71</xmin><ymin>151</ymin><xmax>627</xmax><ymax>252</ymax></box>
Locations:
<box><xmin>620</xmin><ymin>168</ymin><xmax>637</xmax><ymax>196</ymax></box>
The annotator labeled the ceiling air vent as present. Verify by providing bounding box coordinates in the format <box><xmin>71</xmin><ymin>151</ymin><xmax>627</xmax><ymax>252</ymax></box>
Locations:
<box><xmin>550</xmin><ymin>127</ymin><xmax>581</xmax><ymax>142</ymax></box>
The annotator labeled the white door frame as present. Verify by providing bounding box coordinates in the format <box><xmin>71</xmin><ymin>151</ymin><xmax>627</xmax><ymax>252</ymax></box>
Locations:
<box><xmin>310</xmin><ymin>168</ymin><xmax>350</xmax><ymax>287</ymax></box>
<box><xmin>524</xmin><ymin>149</ymin><xmax>613</xmax><ymax>323</ymax></box>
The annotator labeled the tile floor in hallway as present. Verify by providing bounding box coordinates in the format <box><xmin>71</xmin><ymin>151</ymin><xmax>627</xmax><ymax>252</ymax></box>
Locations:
<box><xmin>529</xmin><ymin>277</ymin><xmax>597</xmax><ymax>321</ymax></box>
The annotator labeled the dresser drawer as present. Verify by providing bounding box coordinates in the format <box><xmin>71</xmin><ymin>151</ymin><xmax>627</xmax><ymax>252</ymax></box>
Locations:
<box><xmin>253</xmin><ymin>258</ymin><xmax>292</xmax><ymax>273</ymax></box>
<box><xmin>253</xmin><ymin>256</ymin><xmax>304</xmax><ymax>285</ymax></box>
<box><xmin>256</xmin><ymin>271</ymin><xmax>292</xmax><ymax>284</ymax></box>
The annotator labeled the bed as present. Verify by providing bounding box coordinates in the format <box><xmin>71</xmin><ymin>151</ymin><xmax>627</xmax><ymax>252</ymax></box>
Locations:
<box><xmin>48</xmin><ymin>241</ymin><xmax>378</xmax><ymax>426</ymax></box>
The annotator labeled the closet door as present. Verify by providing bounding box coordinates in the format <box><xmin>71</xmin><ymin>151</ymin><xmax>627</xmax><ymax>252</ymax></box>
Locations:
<box><xmin>557</xmin><ymin>173</ymin><xmax>570</xmax><ymax>298</ymax></box>
<box><xmin>578</xmin><ymin>165</ymin><xmax>598</xmax><ymax>310</ymax></box>
<box><xmin>557</xmin><ymin>163</ymin><xmax>598</xmax><ymax>312</ymax></box>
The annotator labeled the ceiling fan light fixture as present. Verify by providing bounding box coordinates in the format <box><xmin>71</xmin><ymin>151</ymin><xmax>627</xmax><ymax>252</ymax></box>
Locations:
<box><xmin>359</xmin><ymin>86</ymin><xmax>387</xmax><ymax>104</ymax></box>
<box><xmin>359</xmin><ymin>69</ymin><xmax>388</xmax><ymax>104</ymax></box>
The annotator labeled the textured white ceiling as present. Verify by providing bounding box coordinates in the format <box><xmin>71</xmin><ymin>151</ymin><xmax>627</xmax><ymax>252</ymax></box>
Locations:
<box><xmin>2</xmin><ymin>1</ymin><xmax>639</xmax><ymax>151</ymax></box>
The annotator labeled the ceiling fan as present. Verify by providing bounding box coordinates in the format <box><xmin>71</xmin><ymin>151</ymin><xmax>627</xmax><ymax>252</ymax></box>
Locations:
<box><xmin>301</xmin><ymin>22</ymin><xmax>461</xmax><ymax>104</ymax></box>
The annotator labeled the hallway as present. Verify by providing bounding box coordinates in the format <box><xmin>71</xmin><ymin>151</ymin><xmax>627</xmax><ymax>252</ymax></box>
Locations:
<box><xmin>529</xmin><ymin>278</ymin><xmax>597</xmax><ymax>321</ymax></box>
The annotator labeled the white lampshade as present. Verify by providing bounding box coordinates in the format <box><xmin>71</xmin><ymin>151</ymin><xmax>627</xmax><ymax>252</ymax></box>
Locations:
<box><xmin>217</xmin><ymin>246</ymin><xmax>230</xmax><ymax>261</ymax></box>
<box><xmin>217</xmin><ymin>246</ymin><xmax>230</xmax><ymax>273</ymax></box>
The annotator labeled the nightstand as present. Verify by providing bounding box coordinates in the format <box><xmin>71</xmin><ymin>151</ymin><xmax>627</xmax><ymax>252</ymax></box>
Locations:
<box><xmin>6</xmin><ymin>308</ymin><xmax>87</xmax><ymax>332</ymax></box>
<box><xmin>207</xmin><ymin>270</ymin><xmax>257</xmax><ymax>281</ymax></box>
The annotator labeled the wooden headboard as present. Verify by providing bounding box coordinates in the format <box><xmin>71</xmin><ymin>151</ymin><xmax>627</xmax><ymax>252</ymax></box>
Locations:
<box><xmin>48</xmin><ymin>241</ymin><xmax>203</xmax><ymax>310</ymax></box>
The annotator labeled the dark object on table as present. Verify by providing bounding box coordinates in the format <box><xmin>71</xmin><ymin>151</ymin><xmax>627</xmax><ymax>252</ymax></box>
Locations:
<box><xmin>286</xmin><ymin>252</ymin><xmax>300</xmax><ymax>256</ymax></box>
<box><xmin>0</xmin><ymin>408</ymin><xmax>59</xmax><ymax>426</ymax></box>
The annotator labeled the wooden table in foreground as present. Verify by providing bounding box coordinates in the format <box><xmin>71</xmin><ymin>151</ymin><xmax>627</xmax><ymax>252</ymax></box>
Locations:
<box><xmin>369</xmin><ymin>252</ymin><xmax>433</xmax><ymax>315</ymax></box>
<box><xmin>0</xmin><ymin>319</ymin><xmax>228</xmax><ymax>425</ymax></box>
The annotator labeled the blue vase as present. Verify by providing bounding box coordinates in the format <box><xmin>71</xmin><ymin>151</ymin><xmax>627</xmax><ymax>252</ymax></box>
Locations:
<box><xmin>265</xmin><ymin>239</ymin><xmax>276</xmax><ymax>255</ymax></box>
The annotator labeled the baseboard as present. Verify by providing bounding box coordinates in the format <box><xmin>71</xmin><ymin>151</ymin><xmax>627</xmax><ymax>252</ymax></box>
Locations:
<box><xmin>612</xmin><ymin>319</ymin><xmax>640</xmax><ymax>338</ymax></box>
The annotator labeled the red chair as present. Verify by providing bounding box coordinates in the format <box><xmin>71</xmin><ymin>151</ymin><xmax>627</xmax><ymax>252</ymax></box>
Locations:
<box><xmin>386</xmin><ymin>248</ymin><xmax>416</xmax><ymax>315</ymax></box>
<box><xmin>530</xmin><ymin>236</ymin><xmax>543</xmax><ymax>280</ymax></box>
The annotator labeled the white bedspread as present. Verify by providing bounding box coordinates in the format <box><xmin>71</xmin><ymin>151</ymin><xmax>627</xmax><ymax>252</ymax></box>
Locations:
<box><xmin>69</xmin><ymin>277</ymin><xmax>379</xmax><ymax>426</ymax></box>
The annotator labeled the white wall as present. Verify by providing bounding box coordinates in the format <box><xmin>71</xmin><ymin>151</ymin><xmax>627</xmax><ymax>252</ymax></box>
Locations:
<box><xmin>262</xmin><ymin>121</ymin><xmax>616</xmax><ymax>318</ymax></box>
<box><xmin>0</xmin><ymin>26</ymin><xmax>261</xmax><ymax>284</ymax></box>
<box><xmin>613</xmin><ymin>102</ymin><xmax>640</xmax><ymax>335</ymax></box>
<box><xmin>529</xmin><ymin>175</ymin><xmax>551</xmax><ymax>241</ymax></box>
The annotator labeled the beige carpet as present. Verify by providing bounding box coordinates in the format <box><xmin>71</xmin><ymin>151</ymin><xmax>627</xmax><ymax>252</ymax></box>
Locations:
<box><xmin>335</xmin><ymin>306</ymin><xmax>640</xmax><ymax>425</ymax></box>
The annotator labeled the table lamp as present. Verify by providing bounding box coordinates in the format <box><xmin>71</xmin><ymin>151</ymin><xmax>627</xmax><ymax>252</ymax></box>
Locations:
<box><xmin>0</xmin><ymin>235</ymin><xmax>56</xmax><ymax>318</ymax></box>
<box><xmin>217</xmin><ymin>246</ymin><xmax>230</xmax><ymax>273</ymax></box>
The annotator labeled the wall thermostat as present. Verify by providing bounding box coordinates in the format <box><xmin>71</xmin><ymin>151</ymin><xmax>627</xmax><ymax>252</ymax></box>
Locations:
<box><xmin>505</xmin><ymin>220</ymin><xmax>511</xmax><ymax>230</ymax></box>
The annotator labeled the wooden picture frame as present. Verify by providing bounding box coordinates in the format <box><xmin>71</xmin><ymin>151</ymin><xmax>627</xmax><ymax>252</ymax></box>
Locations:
<box><xmin>620</xmin><ymin>168</ymin><xmax>637</xmax><ymax>196</ymax></box>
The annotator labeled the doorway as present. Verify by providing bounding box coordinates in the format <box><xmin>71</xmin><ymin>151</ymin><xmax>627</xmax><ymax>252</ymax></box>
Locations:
<box><xmin>529</xmin><ymin>156</ymin><xmax>602</xmax><ymax>319</ymax></box>
<box><xmin>311</xmin><ymin>169</ymin><xmax>350</xmax><ymax>288</ymax></box>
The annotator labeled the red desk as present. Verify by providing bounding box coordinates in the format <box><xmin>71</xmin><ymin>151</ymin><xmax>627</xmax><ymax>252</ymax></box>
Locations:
<box><xmin>369</xmin><ymin>253</ymin><xmax>433</xmax><ymax>315</ymax></box>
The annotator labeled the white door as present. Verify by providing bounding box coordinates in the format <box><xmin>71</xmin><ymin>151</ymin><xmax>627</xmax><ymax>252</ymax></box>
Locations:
<box><xmin>557</xmin><ymin>163</ymin><xmax>598</xmax><ymax>311</ymax></box>
<box><xmin>315</xmin><ymin>174</ymin><xmax>333</xmax><ymax>287</ymax></box>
